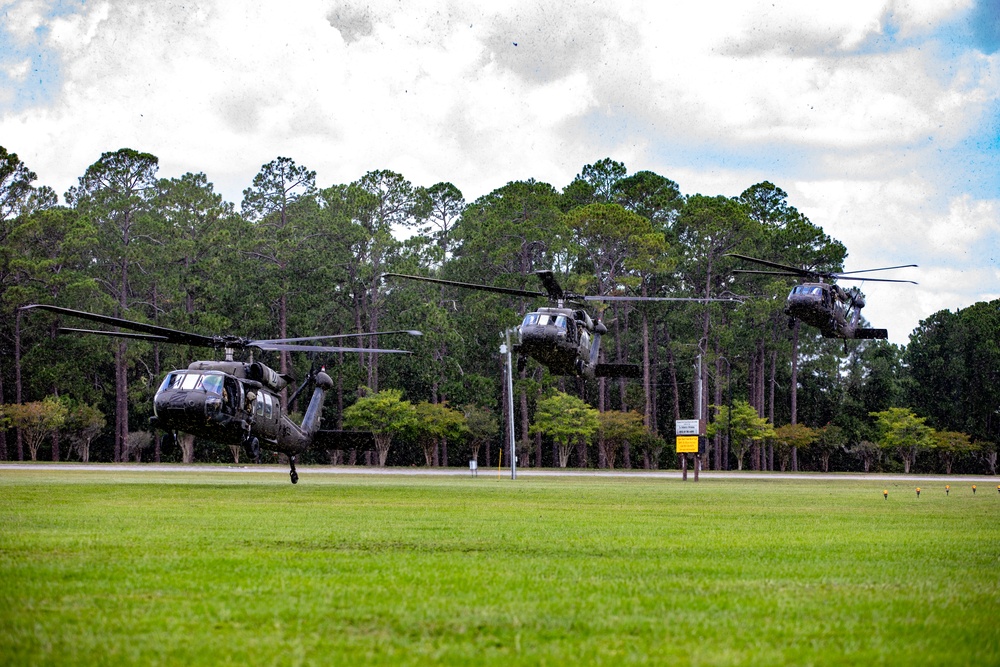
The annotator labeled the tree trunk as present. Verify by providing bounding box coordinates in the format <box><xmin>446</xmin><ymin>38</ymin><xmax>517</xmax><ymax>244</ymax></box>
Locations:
<box><xmin>179</xmin><ymin>432</ymin><xmax>195</xmax><ymax>463</ymax></box>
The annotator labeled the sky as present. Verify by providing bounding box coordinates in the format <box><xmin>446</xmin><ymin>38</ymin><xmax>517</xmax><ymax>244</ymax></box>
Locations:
<box><xmin>1</xmin><ymin>0</ymin><xmax>998</xmax><ymax>345</ymax></box>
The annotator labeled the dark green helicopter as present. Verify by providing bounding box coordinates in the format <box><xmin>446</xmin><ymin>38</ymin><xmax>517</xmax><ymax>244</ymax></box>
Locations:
<box><xmin>384</xmin><ymin>270</ymin><xmax>741</xmax><ymax>379</ymax></box>
<box><xmin>726</xmin><ymin>254</ymin><xmax>917</xmax><ymax>340</ymax></box>
<box><xmin>21</xmin><ymin>304</ymin><xmax>419</xmax><ymax>483</ymax></box>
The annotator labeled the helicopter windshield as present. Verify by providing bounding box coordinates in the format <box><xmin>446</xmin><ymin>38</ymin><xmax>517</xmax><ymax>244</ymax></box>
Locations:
<box><xmin>792</xmin><ymin>285</ymin><xmax>823</xmax><ymax>296</ymax></box>
<box><xmin>157</xmin><ymin>372</ymin><xmax>224</xmax><ymax>394</ymax></box>
<box><xmin>522</xmin><ymin>313</ymin><xmax>539</xmax><ymax>327</ymax></box>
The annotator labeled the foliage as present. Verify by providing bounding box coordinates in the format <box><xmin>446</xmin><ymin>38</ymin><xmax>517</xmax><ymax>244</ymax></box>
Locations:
<box><xmin>462</xmin><ymin>403</ymin><xmax>499</xmax><ymax>463</ymax></box>
<box><xmin>2</xmin><ymin>396</ymin><xmax>67</xmax><ymax>460</ymax></box>
<box><xmin>410</xmin><ymin>401</ymin><xmax>468</xmax><ymax>466</ymax></box>
<box><xmin>342</xmin><ymin>389</ymin><xmax>417</xmax><ymax>466</ymax></box>
<box><xmin>708</xmin><ymin>400</ymin><xmax>775</xmax><ymax>470</ymax></box>
<box><xmin>772</xmin><ymin>423</ymin><xmax>817</xmax><ymax>472</ymax></box>
<box><xmin>597</xmin><ymin>409</ymin><xmax>646</xmax><ymax>469</ymax></box>
<box><xmin>61</xmin><ymin>400</ymin><xmax>106</xmax><ymax>463</ymax></box>
<box><xmin>814</xmin><ymin>424</ymin><xmax>847</xmax><ymax>473</ymax></box>
<box><xmin>1</xmin><ymin>144</ymin><xmax>993</xmax><ymax>474</ymax></box>
<box><xmin>871</xmin><ymin>407</ymin><xmax>935</xmax><ymax>473</ymax></box>
<box><xmin>931</xmin><ymin>430</ymin><xmax>978</xmax><ymax>475</ymax></box>
<box><xmin>844</xmin><ymin>440</ymin><xmax>881</xmax><ymax>473</ymax></box>
<box><xmin>530</xmin><ymin>392</ymin><xmax>600</xmax><ymax>468</ymax></box>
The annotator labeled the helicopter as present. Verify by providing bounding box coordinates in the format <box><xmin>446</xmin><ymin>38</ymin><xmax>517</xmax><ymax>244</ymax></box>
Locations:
<box><xmin>383</xmin><ymin>270</ymin><xmax>741</xmax><ymax>379</ymax></box>
<box><xmin>725</xmin><ymin>254</ymin><xmax>917</xmax><ymax>340</ymax></box>
<box><xmin>21</xmin><ymin>304</ymin><xmax>418</xmax><ymax>483</ymax></box>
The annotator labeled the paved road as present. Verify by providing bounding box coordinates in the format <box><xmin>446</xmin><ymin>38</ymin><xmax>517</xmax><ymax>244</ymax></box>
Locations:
<box><xmin>1</xmin><ymin>462</ymin><xmax>996</xmax><ymax>483</ymax></box>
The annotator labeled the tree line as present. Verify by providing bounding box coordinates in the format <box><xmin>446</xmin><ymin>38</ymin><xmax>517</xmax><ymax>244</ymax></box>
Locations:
<box><xmin>1</xmin><ymin>146</ymin><xmax>996</xmax><ymax>474</ymax></box>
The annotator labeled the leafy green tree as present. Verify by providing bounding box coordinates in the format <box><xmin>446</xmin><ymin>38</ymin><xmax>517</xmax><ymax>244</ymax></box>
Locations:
<box><xmin>124</xmin><ymin>430</ymin><xmax>153</xmax><ymax>462</ymax></box>
<box><xmin>871</xmin><ymin>407</ymin><xmax>934</xmax><ymax>473</ymax></box>
<box><xmin>2</xmin><ymin>396</ymin><xmax>67</xmax><ymax>461</ymax></box>
<box><xmin>931</xmin><ymin>430</ymin><xmax>978</xmax><ymax>474</ymax></box>
<box><xmin>530</xmin><ymin>391</ymin><xmax>600</xmax><ymax>468</ymax></box>
<box><xmin>772</xmin><ymin>423</ymin><xmax>816</xmax><ymax>472</ymax></box>
<box><xmin>597</xmin><ymin>409</ymin><xmax>646</xmax><ymax>469</ymax></box>
<box><xmin>410</xmin><ymin>401</ymin><xmax>468</xmax><ymax>466</ymax></box>
<box><xmin>463</xmin><ymin>404</ymin><xmax>499</xmax><ymax>465</ymax></box>
<box><xmin>813</xmin><ymin>424</ymin><xmax>847</xmax><ymax>473</ymax></box>
<box><xmin>1</xmin><ymin>147</ymin><xmax>47</xmax><ymax>459</ymax></box>
<box><xmin>614</xmin><ymin>170</ymin><xmax>683</xmax><ymax>227</ymax></box>
<box><xmin>844</xmin><ymin>440</ymin><xmax>881</xmax><ymax>473</ymax></box>
<box><xmin>240</xmin><ymin>157</ymin><xmax>317</xmax><ymax>385</ymax></box>
<box><xmin>415</xmin><ymin>182</ymin><xmax>465</xmax><ymax>266</ymax></box>
<box><xmin>343</xmin><ymin>388</ymin><xmax>417</xmax><ymax>466</ymax></box>
<box><xmin>65</xmin><ymin>148</ymin><xmax>160</xmax><ymax>461</ymax></box>
<box><xmin>708</xmin><ymin>400</ymin><xmax>775</xmax><ymax>470</ymax></box>
<box><xmin>62</xmin><ymin>400</ymin><xmax>106</xmax><ymax>463</ymax></box>
<box><xmin>561</xmin><ymin>157</ymin><xmax>627</xmax><ymax>208</ymax></box>
<box><xmin>906</xmin><ymin>301</ymin><xmax>1000</xmax><ymax>449</ymax></box>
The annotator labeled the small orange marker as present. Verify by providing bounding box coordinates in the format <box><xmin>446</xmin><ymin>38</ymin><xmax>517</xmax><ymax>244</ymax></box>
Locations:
<box><xmin>916</xmin><ymin>487</ymin><xmax>921</xmax><ymax>497</ymax></box>
<box><xmin>883</xmin><ymin>489</ymin><xmax>888</xmax><ymax>500</ymax></box>
<box><xmin>972</xmin><ymin>484</ymin><xmax>977</xmax><ymax>494</ymax></box>
<box><xmin>946</xmin><ymin>485</ymin><xmax>950</xmax><ymax>495</ymax></box>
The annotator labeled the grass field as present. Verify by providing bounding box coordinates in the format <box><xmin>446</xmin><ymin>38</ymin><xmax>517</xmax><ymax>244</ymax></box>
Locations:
<box><xmin>1</xmin><ymin>469</ymin><xmax>998</xmax><ymax>666</ymax></box>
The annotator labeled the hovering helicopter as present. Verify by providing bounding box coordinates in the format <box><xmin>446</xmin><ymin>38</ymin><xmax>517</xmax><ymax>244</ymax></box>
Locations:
<box><xmin>383</xmin><ymin>270</ymin><xmax>740</xmax><ymax>379</ymax></box>
<box><xmin>725</xmin><ymin>254</ymin><xmax>917</xmax><ymax>340</ymax></box>
<box><xmin>21</xmin><ymin>304</ymin><xmax>418</xmax><ymax>483</ymax></box>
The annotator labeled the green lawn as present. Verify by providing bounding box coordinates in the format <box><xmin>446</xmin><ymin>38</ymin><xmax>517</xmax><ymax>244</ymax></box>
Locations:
<box><xmin>0</xmin><ymin>469</ymin><xmax>997</xmax><ymax>666</ymax></box>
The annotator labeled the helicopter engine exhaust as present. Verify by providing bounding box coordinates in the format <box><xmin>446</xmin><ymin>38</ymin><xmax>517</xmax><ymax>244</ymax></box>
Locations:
<box><xmin>247</xmin><ymin>362</ymin><xmax>288</xmax><ymax>392</ymax></box>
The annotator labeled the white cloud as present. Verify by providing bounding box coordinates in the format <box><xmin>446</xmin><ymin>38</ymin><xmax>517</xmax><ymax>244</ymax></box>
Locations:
<box><xmin>0</xmin><ymin>0</ymin><xmax>996</xmax><ymax>349</ymax></box>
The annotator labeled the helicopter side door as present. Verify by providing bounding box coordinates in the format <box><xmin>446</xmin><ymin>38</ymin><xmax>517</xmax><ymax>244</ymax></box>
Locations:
<box><xmin>254</xmin><ymin>391</ymin><xmax>281</xmax><ymax>444</ymax></box>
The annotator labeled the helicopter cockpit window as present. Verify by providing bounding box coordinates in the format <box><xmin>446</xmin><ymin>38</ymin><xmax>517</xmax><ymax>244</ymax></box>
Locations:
<box><xmin>522</xmin><ymin>313</ymin><xmax>540</xmax><ymax>327</ymax></box>
<box><xmin>158</xmin><ymin>373</ymin><xmax>183</xmax><ymax>392</ymax></box>
<box><xmin>554</xmin><ymin>315</ymin><xmax>568</xmax><ymax>329</ymax></box>
<box><xmin>263</xmin><ymin>393</ymin><xmax>273</xmax><ymax>419</ymax></box>
<box><xmin>179</xmin><ymin>373</ymin><xmax>201</xmax><ymax>391</ymax></box>
<box><xmin>536</xmin><ymin>314</ymin><xmax>550</xmax><ymax>326</ymax></box>
<box><xmin>197</xmin><ymin>375</ymin><xmax>224</xmax><ymax>394</ymax></box>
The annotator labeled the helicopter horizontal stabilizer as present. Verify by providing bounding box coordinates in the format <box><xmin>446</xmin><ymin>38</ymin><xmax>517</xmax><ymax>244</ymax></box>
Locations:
<box><xmin>854</xmin><ymin>328</ymin><xmax>888</xmax><ymax>340</ymax></box>
<box><xmin>594</xmin><ymin>363</ymin><xmax>642</xmax><ymax>378</ymax></box>
<box><xmin>313</xmin><ymin>430</ymin><xmax>377</xmax><ymax>450</ymax></box>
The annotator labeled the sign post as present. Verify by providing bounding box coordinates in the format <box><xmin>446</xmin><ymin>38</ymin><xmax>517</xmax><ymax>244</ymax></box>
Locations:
<box><xmin>675</xmin><ymin>419</ymin><xmax>704</xmax><ymax>482</ymax></box>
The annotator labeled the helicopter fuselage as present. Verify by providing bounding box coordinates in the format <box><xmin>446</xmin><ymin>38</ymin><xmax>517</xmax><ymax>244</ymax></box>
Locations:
<box><xmin>784</xmin><ymin>282</ymin><xmax>885</xmax><ymax>340</ymax></box>
<box><xmin>149</xmin><ymin>360</ymin><xmax>333</xmax><ymax>459</ymax></box>
<box><xmin>516</xmin><ymin>307</ymin><xmax>592</xmax><ymax>376</ymax></box>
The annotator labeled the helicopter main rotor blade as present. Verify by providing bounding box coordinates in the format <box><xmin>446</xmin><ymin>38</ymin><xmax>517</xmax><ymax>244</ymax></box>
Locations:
<box><xmin>731</xmin><ymin>269</ymin><xmax>804</xmax><ymax>278</ymax></box>
<box><xmin>252</xmin><ymin>330</ymin><xmax>422</xmax><ymax>345</ymax></box>
<box><xmin>725</xmin><ymin>254</ymin><xmax>821</xmax><ymax>277</ymax></box>
<box><xmin>583</xmin><ymin>295</ymin><xmax>744</xmax><ymax>303</ymax></box>
<box><xmin>383</xmin><ymin>273</ymin><xmax>548</xmax><ymax>299</ymax></box>
<box><xmin>57</xmin><ymin>328</ymin><xmax>171</xmax><ymax>343</ymax></box>
<box><xmin>833</xmin><ymin>276</ymin><xmax>919</xmax><ymax>284</ymax></box>
<box><xmin>255</xmin><ymin>343</ymin><xmax>412</xmax><ymax>354</ymax></box>
<box><xmin>21</xmin><ymin>304</ymin><xmax>223</xmax><ymax>348</ymax></box>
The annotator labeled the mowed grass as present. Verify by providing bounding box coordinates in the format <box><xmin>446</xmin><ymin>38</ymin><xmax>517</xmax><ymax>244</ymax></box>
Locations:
<box><xmin>0</xmin><ymin>470</ymin><xmax>997</xmax><ymax>666</ymax></box>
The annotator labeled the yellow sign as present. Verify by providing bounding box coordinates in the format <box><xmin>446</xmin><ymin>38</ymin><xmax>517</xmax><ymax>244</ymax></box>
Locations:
<box><xmin>675</xmin><ymin>435</ymin><xmax>699</xmax><ymax>453</ymax></box>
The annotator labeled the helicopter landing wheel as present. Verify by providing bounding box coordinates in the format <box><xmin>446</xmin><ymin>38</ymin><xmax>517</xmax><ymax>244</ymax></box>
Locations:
<box><xmin>245</xmin><ymin>436</ymin><xmax>261</xmax><ymax>464</ymax></box>
<box><xmin>289</xmin><ymin>455</ymin><xmax>298</xmax><ymax>484</ymax></box>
